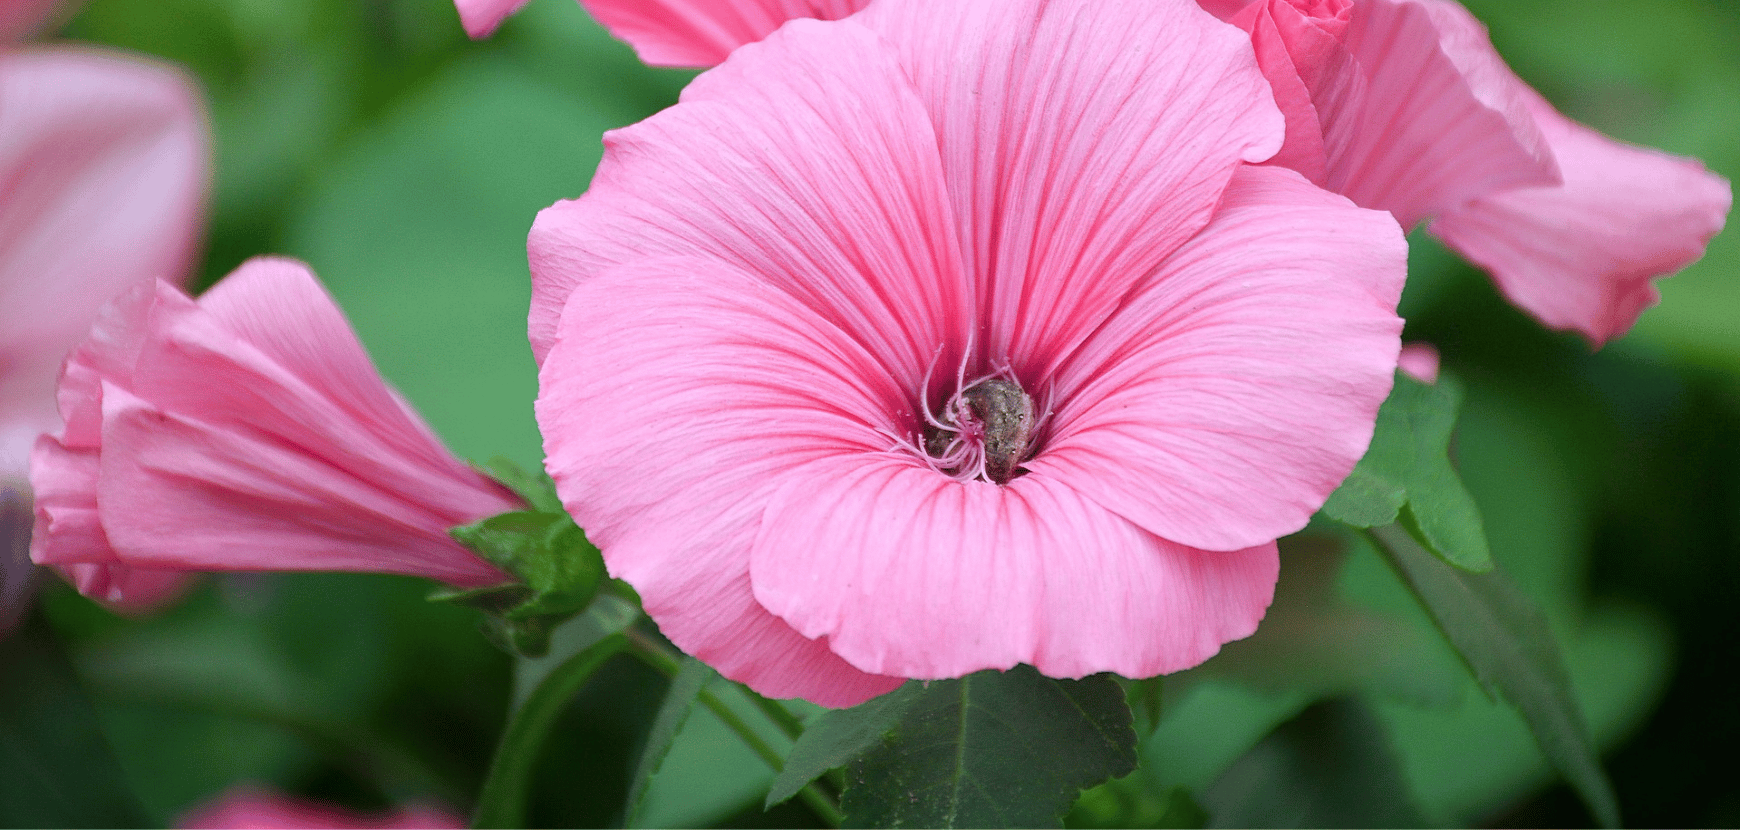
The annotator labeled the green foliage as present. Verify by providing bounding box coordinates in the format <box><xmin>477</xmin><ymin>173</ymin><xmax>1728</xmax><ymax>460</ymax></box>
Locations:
<box><xmin>0</xmin><ymin>619</ymin><xmax>152</xmax><ymax>828</ymax></box>
<box><xmin>1324</xmin><ymin>373</ymin><xmax>1494</xmax><ymax>572</ymax></box>
<box><xmin>1368</xmin><ymin>525</ymin><xmax>1621</xmax><ymax>828</ymax></box>
<box><xmin>438</xmin><ymin>508</ymin><xmax>606</xmax><ymax>657</ymax></box>
<box><xmin>1199</xmin><ymin>698</ymin><xmax>1426</xmax><ymax>828</ymax></box>
<box><xmin>828</xmin><ymin>667</ymin><xmax>1137</xmax><ymax>829</ymax></box>
<box><xmin>625</xmin><ymin>658</ymin><xmax>718</xmax><ymax>827</ymax></box>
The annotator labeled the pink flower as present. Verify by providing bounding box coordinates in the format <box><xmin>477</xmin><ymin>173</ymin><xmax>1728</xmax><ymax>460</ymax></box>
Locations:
<box><xmin>1214</xmin><ymin>0</ymin><xmax>1731</xmax><ymax>344</ymax></box>
<box><xmin>0</xmin><ymin>0</ymin><xmax>70</xmax><ymax>42</ymax></box>
<box><xmin>29</xmin><ymin>257</ymin><xmax>519</xmax><ymax>599</ymax></box>
<box><xmin>1</xmin><ymin>46</ymin><xmax>210</xmax><ymax>613</ymax></box>
<box><xmin>179</xmin><ymin>785</ymin><xmax>463</xmax><ymax>830</ymax></box>
<box><xmin>452</xmin><ymin>0</ymin><xmax>531</xmax><ymax>39</ymax></box>
<box><xmin>1397</xmin><ymin>343</ymin><xmax>1441</xmax><ymax>384</ymax></box>
<box><xmin>575</xmin><ymin>0</ymin><xmax>865</xmax><ymax>67</ymax></box>
<box><xmin>531</xmin><ymin>0</ymin><xmax>1407</xmax><ymax>705</ymax></box>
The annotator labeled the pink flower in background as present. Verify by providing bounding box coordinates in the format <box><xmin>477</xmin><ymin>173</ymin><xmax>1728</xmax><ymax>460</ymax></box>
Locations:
<box><xmin>576</xmin><ymin>0</ymin><xmax>865</xmax><ymax>67</ymax></box>
<box><xmin>29</xmin><ymin>257</ymin><xmax>520</xmax><ymax>602</ymax></box>
<box><xmin>532</xmin><ymin>0</ymin><xmax>1406</xmax><ymax>705</ymax></box>
<box><xmin>453</xmin><ymin>0</ymin><xmax>531</xmax><ymax>39</ymax></box>
<box><xmin>0</xmin><ymin>45</ymin><xmax>209</xmax><ymax>619</ymax></box>
<box><xmin>1211</xmin><ymin>0</ymin><xmax>1731</xmax><ymax>344</ymax></box>
<box><xmin>0</xmin><ymin>0</ymin><xmax>67</xmax><ymax>42</ymax></box>
<box><xmin>180</xmin><ymin>785</ymin><xmax>463</xmax><ymax>830</ymax></box>
<box><xmin>1397</xmin><ymin>343</ymin><xmax>1441</xmax><ymax>384</ymax></box>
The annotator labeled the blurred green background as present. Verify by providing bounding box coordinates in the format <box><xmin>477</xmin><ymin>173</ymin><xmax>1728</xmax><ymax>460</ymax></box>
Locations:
<box><xmin>4</xmin><ymin>0</ymin><xmax>1738</xmax><ymax>826</ymax></box>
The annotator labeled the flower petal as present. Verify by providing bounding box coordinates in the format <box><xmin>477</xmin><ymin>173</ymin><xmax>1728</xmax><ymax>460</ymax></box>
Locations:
<box><xmin>0</xmin><ymin>47</ymin><xmax>207</xmax><ymax>475</ymax></box>
<box><xmin>528</xmin><ymin>17</ymin><xmax>967</xmax><ymax>385</ymax></box>
<box><xmin>453</xmin><ymin>0</ymin><xmax>530</xmax><ymax>38</ymax></box>
<box><xmin>1429</xmin><ymin>94</ymin><xmax>1733</xmax><ymax>345</ymax></box>
<box><xmin>1033</xmin><ymin>165</ymin><xmax>1405</xmax><ymax>552</ymax></box>
<box><xmin>93</xmin><ymin>383</ymin><xmax>506</xmax><ymax>588</ymax></box>
<box><xmin>859</xmin><ymin>0</ymin><xmax>1285</xmax><ymax>374</ymax></box>
<box><xmin>1325</xmin><ymin>0</ymin><xmax>1558</xmax><ymax>227</ymax></box>
<box><xmin>749</xmin><ymin>454</ymin><xmax>1279</xmax><ymax>679</ymax></box>
<box><xmin>1229</xmin><ymin>0</ymin><xmax>1354</xmax><ymax>184</ymax></box>
<box><xmin>576</xmin><ymin>0</ymin><xmax>865</xmax><ymax>68</ymax></box>
<box><xmin>56</xmin><ymin>562</ymin><xmax>191</xmax><ymax>614</ymax></box>
<box><xmin>538</xmin><ymin>257</ymin><xmax>908</xmax><ymax>705</ymax></box>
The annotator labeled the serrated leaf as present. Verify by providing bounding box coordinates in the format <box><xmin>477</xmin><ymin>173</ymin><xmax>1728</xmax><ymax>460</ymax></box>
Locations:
<box><xmin>1200</xmin><ymin>697</ymin><xmax>1427</xmax><ymax>828</ymax></box>
<box><xmin>626</xmin><ymin>657</ymin><xmax>716</xmax><ymax>827</ymax></box>
<box><xmin>767</xmin><ymin>683</ymin><xmax>921</xmax><ymax>809</ymax></box>
<box><xmin>840</xmin><ymin>666</ymin><xmax>1137</xmax><ymax>829</ymax></box>
<box><xmin>1325</xmin><ymin>374</ymin><xmax>1493</xmax><ymax>572</ymax></box>
<box><xmin>1370</xmin><ymin>525</ymin><xmax>1620</xmax><ymax>828</ymax></box>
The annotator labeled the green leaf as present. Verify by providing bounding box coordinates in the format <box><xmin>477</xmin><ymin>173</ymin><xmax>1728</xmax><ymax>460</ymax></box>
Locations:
<box><xmin>626</xmin><ymin>657</ymin><xmax>717</xmax><ymax>827</ymax></box>
<box><xmin>840</xmin><ymin>666</ymin><xmax>1138</xmax><ymax>829</ymax></box>
<box><xmin>767</xmin><ymin>683</ymin><xmax>922</xmax><ymax>810</ymax></box>
<box><xmin>439</xmin><ymin>509</ymin><xmax>606</xmax><ymax>656</ymax></box>
<box><xmin>1368</xmin><ymin>525</ymin><xmax>1620</xmax><ymax>828</ymax></box>
<box><xmin>0</xmin><ymin>617</ymin><xmax>152</xmax><ymax>828</ymax></box>
<box><xmin>477</xmin><ymin>456</ymin><xmax>564</xmax><ymax>514</ymax></box>
<box><xmin>1324</xmin><ymin>373</ymin><xmax>1494</xmax><ymax>572</ymax></box>
<box><xmin>1200</xmin><ymin>697</ymin><xmax>1427</xmax><ymax>828</ymax></box>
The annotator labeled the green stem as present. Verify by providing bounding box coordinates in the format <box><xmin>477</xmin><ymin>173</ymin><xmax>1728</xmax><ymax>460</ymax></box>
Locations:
<box><xmin>471</xmin><ymin>633</ymin><xmax>627</xmax><ymax>829</ymax></box>
<box><xmin>622</xmin><ymin>629</ymin><xmax>844</xmax><ymax>827</ymax></box>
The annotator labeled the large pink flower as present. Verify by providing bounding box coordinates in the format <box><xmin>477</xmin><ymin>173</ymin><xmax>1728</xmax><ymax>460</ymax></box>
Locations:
<box><xmin>1217</xmin><ymin>0</ymin><xmax>1731</xmax><ymax>344</ymax></box>
<box><xmin>0</xmin><ymin>45</ymin><xmax>209</xmax><ymax>614</ymax></box>
<box><xmin>531</xmin><ymin>0</ymin><xmax>1407</xmax><ymax>706</ymax></box>
<box><xmin>29</xmin><ymin>257</ymin><xmax>519</xmax><ymax>599</ymax></box>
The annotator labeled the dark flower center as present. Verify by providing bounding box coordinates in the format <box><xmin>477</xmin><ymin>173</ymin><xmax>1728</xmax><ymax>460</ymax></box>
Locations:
<box><xmin>923</xmin><ymin>377</ymin><xmax>1037</xmax><ymax>484</ymax></box>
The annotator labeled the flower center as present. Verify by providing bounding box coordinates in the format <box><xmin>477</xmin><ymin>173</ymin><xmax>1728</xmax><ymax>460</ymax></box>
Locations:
<box><xmin>922</xmin><ymin>377</ymin><xmax>1037</xmax><ymax>484</ymax></box>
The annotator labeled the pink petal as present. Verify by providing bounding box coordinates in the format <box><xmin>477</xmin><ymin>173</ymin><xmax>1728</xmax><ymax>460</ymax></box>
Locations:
<box><xmin>750</xmin><ymin>453</ymin><xmax>1279</xmax><ymax>679</ymax></box>
<box><xmin>1429</xmin><ymin>94</ymin><xmax>1733</xmax><ymax>345</ymax></box>
<box><xmin>1228</xmin><ymin>0</ymin><xmax>1354</xmax><ymax>184</ymax></box>
<box><xmin>529</xmin><ymin>17</ymin><xmax>968</xmax><ymax>381</ymax></box>
<box><xmin>181</xmin><ymin>786</ymin><xmax>464</xmax><ymax>830</ymax></box>
<box><xmin>453</xmin><ymin>0</ymin><xmax>531</xmax><ymax>39</ymax></box>
<box><xmin>1326</xmin><ymin>0</ymin><xmax>1558</xmax><ymax>227</ymax></box>
<box><xmin>576</xmin><ymin>0</ymin><xmax>866</xmax><ymax>68</ymax></box>
<box><xmin>0</xmin><ymin>0</ymin><xmax>69</xmax><ymax>42</ymax></box>
<box><xmin>538</xmin><ymin>257</ymin><xmax>907</xmax><ymax>705</ymax></box>
<box><xmin>56</xmin><ymin>562</ymin><xmax>192</xmax><ymax>614</ymax></box>
<box><xmin>0</xmin><ymin>47</ymin><xmax>208</xmax><ymax>477</ymax></box>
<box><xmin>1397</xmin><ymin>342</ymin><xmax>1441</xmax><ymax>384</ymax></box>
<box><xmin>858</xmin><ymin>0</ymin><xmax>1285</xmax><ymax>375</ymax></box>
<box><xmin>1031</xmin><ymin>165</ymin><xmax>1405</xmax><ymax>552</ymax></box>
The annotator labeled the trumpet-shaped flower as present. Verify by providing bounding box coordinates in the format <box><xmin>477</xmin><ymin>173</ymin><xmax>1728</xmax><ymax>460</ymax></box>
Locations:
<box><xmin>532</xmin><ymin>0</ymin><xmax>1407</xmax><ymax>706</ymax></box>
<box><xmin>453</xmin><ymin>0</ymin><xmax>531</xmax><ymax>39</ymax></box>
<box><xmin>1216</xmin><ymin>0</ymin><xmax>1730</xmax><ymax>343</ymax></box>
<box><xmin>575</xmin><ymin>0</ymin><xmax>863</xmax><ymax>67</ymax></box>
<box><xmin>29</xmin><ymin>257</ymin><xmax>519</xmax><ymax>599</ymax></box>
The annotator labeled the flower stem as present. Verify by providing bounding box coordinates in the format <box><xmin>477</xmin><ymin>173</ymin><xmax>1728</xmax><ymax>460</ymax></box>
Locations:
<box><xmin>622</xmin><ymin>628</ymin><xmax>843</xmax><ymax>827</ymax></box>
<box><xmin>471</xmin><ymin>633</ymin><xmax>627</xmax><ymax>829</ymax></box>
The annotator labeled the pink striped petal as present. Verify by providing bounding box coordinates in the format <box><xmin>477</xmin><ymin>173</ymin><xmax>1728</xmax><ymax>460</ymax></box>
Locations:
<box><xmin>1228</xmin><ymin>0</ymin><xmax>1354</xmax><ymax>184</ymax></box>
<box><xmin>1429</xmin><ymin>93</ymin><xmax>1733</xmax><ymax>345</ymax></box>
<box><xmin>0</xmin><ymin>47</ymin><xmax>207</xmax><ymax>478</ymax></box>
<box><xmin>859</xmin><ymin>0</ymin><xmax>1285</xmax><ymax>375</ymax></box>
<box><xmin>538</xmin><ymin>257</ymin><xmax>907</xmax><ymax>705</ymax></box>
<box><xmin>453</xmin><ymin>0</ymin><xmax>530</xmax><ymax>38</ymax></box>
<box><xmin>1032</xmin><ymin>165</ymin><xmax>1405</xmax><ymax>552</ymax></box>
<box><xmin>576</xmin><ymin>0</ymin><xmax>865</xmax><ymax>67</ymax></box>
<box><xmin>529</xmin><ymin>17</ymin><xmax>968</xmax><ymax>382</ymax></box>
<box><xmin>1326</xmin><ymin>0</ymin><xmax>1557</xmax><ymax>227</ymax></box>
<box><xmin>30</xmin><ymin>258</ymin><xmax>517</xmax><ymax>592</ymax></box>
<box><xmin>750</xmin><ymin>454</ymin><xmax>1279</xmax><ymax>680</ymax></box>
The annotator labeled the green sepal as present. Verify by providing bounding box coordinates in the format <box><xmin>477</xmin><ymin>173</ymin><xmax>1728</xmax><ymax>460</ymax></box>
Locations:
<box><xmin>434</xmin><ymin>508</ymin><xmax>606</xmax><ymax>658</ymax></box>
<box><xmin>1322</xmin><ymin>372</ymin><xmax>1494</xmax><ymax>572</ymax></box>
<box><xmin>474</xmin><ymin>456</ymin><xmax>564</xmax><ymax>514</ymax></box>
